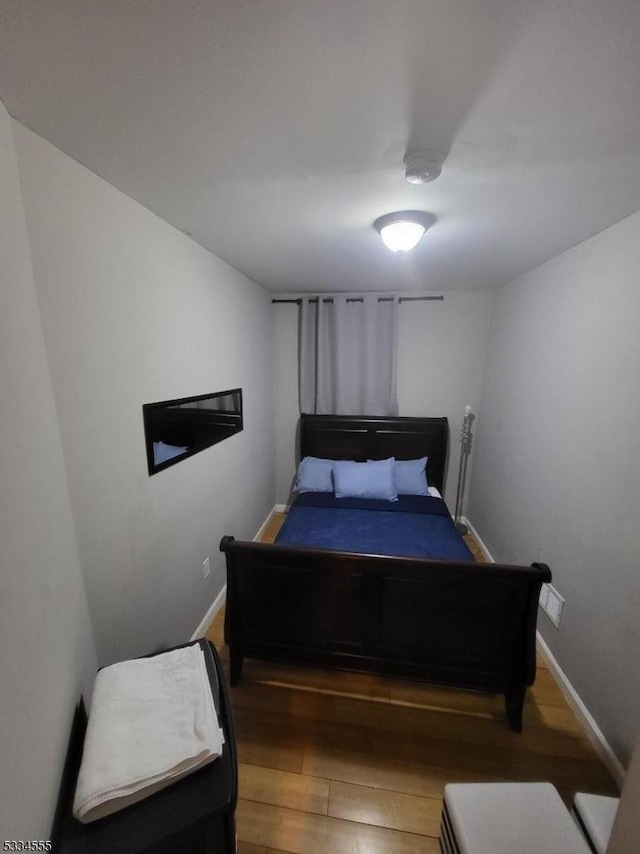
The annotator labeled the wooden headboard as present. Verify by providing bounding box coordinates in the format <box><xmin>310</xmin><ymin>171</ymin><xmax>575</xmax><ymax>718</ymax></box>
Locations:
<box><xmin>299</xmin><ymin>414</ymin><xmax>449</xmax><ymax>494</ymax></box>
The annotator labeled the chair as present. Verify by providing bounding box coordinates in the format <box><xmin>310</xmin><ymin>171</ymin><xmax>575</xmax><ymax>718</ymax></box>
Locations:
<box><xmin>441</xmin><ymin>741</ymin><xmax>639</xmax><ymax>854</ymax></box>
<box><xmin>572</xmin><ymin>792</ymin><xmax>619</xmax><ymax>854</ymax></box>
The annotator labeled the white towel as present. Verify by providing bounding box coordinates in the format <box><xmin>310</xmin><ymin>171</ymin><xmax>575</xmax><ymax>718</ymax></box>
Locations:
<box><xmin>73</xmin><ymin>645</ymin><xmax>223</xmax><ymax>823</ymax></box>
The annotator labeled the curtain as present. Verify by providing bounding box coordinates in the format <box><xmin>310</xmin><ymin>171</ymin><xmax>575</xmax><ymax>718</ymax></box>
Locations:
<box><xmin>299</xmin><ymin>295</ymin><xmax>398</xmax><ymax>416</ymax></box>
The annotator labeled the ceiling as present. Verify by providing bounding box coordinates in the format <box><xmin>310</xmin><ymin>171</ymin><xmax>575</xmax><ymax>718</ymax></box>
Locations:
<box><xmin>1</xmin><ymin>0</ymin><xmax>640</xmax><ymax>294</ymax></box>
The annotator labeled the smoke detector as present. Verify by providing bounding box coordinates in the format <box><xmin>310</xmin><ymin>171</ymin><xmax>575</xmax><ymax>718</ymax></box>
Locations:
<box><xmin>404</xmin><ymin>150</ymin><xmax>446</xmax><ymax>184</ymax></box>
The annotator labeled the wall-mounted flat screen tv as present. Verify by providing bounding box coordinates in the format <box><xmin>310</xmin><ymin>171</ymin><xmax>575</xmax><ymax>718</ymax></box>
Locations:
<box><xmin>143</xmin><ymin>388</ymin><xmax>243</xmax><ymax>475</ymax></box>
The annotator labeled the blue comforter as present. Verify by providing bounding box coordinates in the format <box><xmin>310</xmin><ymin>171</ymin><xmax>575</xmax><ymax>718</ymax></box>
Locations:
<box><xmin>275</xmin><ymin>493</ymin><xmax>473</xmax><ymax>560</ymax></box>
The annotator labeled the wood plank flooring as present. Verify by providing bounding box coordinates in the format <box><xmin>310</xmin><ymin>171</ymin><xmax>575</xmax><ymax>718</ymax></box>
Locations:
<box><xmin>207</xmin><ymin>511</ymin><xmax>617</xmax><ymax>854</ymax></box>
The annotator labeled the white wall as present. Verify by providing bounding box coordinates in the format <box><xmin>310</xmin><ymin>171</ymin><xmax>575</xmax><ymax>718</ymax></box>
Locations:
<box><xmin>468</xmin><ymin>211</ymin><xmax>640</xmax><ymax>765</ymax></box>
<box><xmin>13</xmin><ymin>121</ymin><xmax>275</xmax><ymax>667</ymax></box>
<box><xmin>0</xmin><ymin>102</ymin><xmax>98</xmax><ymax>837</ymax></box>
<box><xmin>273</xmin><ymin>292</ymin><xmax>494</xmax><ymax>505</ymax></box>
<box><xmin>396</xmin><ymin>292</ymin><xmax>493</xmax><ymax>501</ymax></box>
<box><xmin>274</xmin><ymin>303</ymin><xmax>301</xmax><ymax>502</ymax></box>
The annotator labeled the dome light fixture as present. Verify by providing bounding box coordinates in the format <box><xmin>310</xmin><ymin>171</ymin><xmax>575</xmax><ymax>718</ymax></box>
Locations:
<box><xmin>373</xmin><ymin>211</ymin><xmax>436</xmax><ymax>252</ymax></box>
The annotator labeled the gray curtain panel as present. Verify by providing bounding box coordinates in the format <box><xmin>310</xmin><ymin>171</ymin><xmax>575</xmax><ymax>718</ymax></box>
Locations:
<box><xmin>298</xmin><ymin>294</ymin><xmax>398</xmax><ymax>416</ymax></box>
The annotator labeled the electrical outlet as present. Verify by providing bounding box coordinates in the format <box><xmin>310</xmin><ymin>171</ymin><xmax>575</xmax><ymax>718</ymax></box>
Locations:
<box><xmin>202</xmin><ymin>557</ymin><xmax>210</xmax><ymax>578</ymax></box>
<box><xmin>541</xmin><ymin>583</ymin><xmax>564</xmax><ymax>629</ymax></box>
<box><xmin>539</xmin><ymin>584</ymin><xmax>549</xmax><ymax>610</ymax></box>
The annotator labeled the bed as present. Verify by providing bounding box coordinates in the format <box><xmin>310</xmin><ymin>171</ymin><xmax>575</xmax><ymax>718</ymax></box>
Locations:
<box><xmin>220</xmin><ymin>414</ymin><xmax>551</xmax><ymax>731</ymax></box>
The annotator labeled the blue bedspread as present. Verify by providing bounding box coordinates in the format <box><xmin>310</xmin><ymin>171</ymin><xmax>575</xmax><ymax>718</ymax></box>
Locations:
<box><xmin>275</xmin><ymin>493</ymin><xmax>473</xmax><ymax>560</ymax></box>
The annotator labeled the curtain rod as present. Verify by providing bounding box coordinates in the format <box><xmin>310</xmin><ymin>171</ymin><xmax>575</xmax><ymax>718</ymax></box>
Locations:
<box><xmin>271</xmin><ymin>295</ymin><xmax>444</xmax><ymax>304</ymax></box>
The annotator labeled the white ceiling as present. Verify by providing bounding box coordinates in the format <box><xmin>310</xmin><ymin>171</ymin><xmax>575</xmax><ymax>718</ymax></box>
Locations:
<box><xmin>1</xmin><ymin>0</ymin><xmax>640</xmax><ymax>294</ymax></box>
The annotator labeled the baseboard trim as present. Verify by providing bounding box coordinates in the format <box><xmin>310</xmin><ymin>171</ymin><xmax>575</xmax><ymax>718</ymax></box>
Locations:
<box><xmin>190</xmin><ymin>503</ymin><xmax>287</xmax><ymax>639</ymax></box>
<box><xmin>190</xmin><ymin>504</ymin><xmax>285</xmax><ymax>640</ymax></box>
<box><xmin>535</xmin><ymin>632</ymin><xmax>625</xmax><ymax>788</ymax></box>
<box><xmin>252</xmin><ymin>510</ymin><xmax>272</xmax><ymax>543</ymax></box>
<box><xmin>464</xmin><ymin>515</ymin><xmax>624</xmax><ymax>788</ymax></box>
<box><xmin>460</xmin><ymin>515</ymin><xmax>495</xmax><ymax>563</ymax></box>
<box><xmin>190</xmin><ymin>583</ymin><xmax>227</xmax><ymax>641</ymax></box>
<box><xmin>253</xmin><ymin>504</ymin><xmax>288</xmax><ymax>542</ymax></box>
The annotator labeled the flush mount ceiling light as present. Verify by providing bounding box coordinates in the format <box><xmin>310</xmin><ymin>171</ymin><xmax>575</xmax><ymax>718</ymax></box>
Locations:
<box><xmin>373</xmin><ymin>211</ymin><xmax>436</xmax><ymax>252</ymax></box>
<box><xmin>403</xmin><ymin>150</ymin><xmax>446</xmax><ymax>184</ymax></box>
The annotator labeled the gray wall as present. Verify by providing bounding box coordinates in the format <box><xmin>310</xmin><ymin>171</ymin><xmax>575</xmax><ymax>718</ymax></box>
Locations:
<box><xmin>0</xmin><ymin>102</ymin><xmax>98</xmax><ymax>836</ymax></box>
<box><xmin>273</xmin><ymin>291</ymin><xmax>494</xmax><ymax>504</ymax></box>
<box><xmin>13</xmin><ymin>121</ymin><xmax>275</xmax><ymax>667</ymax></box>
<box><xmin>468</xmin><ymin>211</ymin><xmax>640</xmax><ymax>765</ymax></box>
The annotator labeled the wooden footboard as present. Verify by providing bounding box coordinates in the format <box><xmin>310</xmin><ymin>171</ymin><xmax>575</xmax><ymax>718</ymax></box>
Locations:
<box><xmin>219</xmin><ymin>536</ymin><xmax>551</xmax><ymax>731</ymax></box>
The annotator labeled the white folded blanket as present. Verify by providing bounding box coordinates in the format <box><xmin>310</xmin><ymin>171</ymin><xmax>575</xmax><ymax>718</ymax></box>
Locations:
<box><xmin>73</xmin><ymin>644</ymin><xmax>223</xmax><ymax>823</ymax></box>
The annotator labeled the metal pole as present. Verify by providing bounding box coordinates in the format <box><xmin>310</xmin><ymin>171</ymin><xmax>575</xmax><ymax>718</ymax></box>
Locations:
<box><xmin>454</xmin><ymin>406</ymin><xmax>473</xmax><ymax>535</ymax></box>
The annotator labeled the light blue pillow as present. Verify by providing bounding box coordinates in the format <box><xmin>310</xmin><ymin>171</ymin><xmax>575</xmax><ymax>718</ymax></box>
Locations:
<box><xmin>153</xmin><ymin>441</ymin><xmax>188</xmax><ymax>465</ymax></box>
<box><xmin>333</xmin><ymin>458</ymin><xmax>398</xmax><ymax>501</ymax></box>
<box><xmin>295</xmin><ymin>456</ymin><xmax>334</xmax><ymax>493</ymax></box>
<box><xmin>394</xmin><ymin>457</ymin><xmax>429</xmax><ymax>496</ymax></box>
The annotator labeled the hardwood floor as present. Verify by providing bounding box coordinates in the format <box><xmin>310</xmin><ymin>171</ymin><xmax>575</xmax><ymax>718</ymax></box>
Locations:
<box><xmin>207</xmin><ymin>512</ymin><xmax>617</xmax><ymax>853</ymax></box>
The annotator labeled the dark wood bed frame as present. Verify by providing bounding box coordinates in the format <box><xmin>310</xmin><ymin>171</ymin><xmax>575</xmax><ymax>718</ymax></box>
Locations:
<box><xmin>220</xmin><ymin>414</ymin><xmax>551</xmax><ymax>731</ymax></box>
